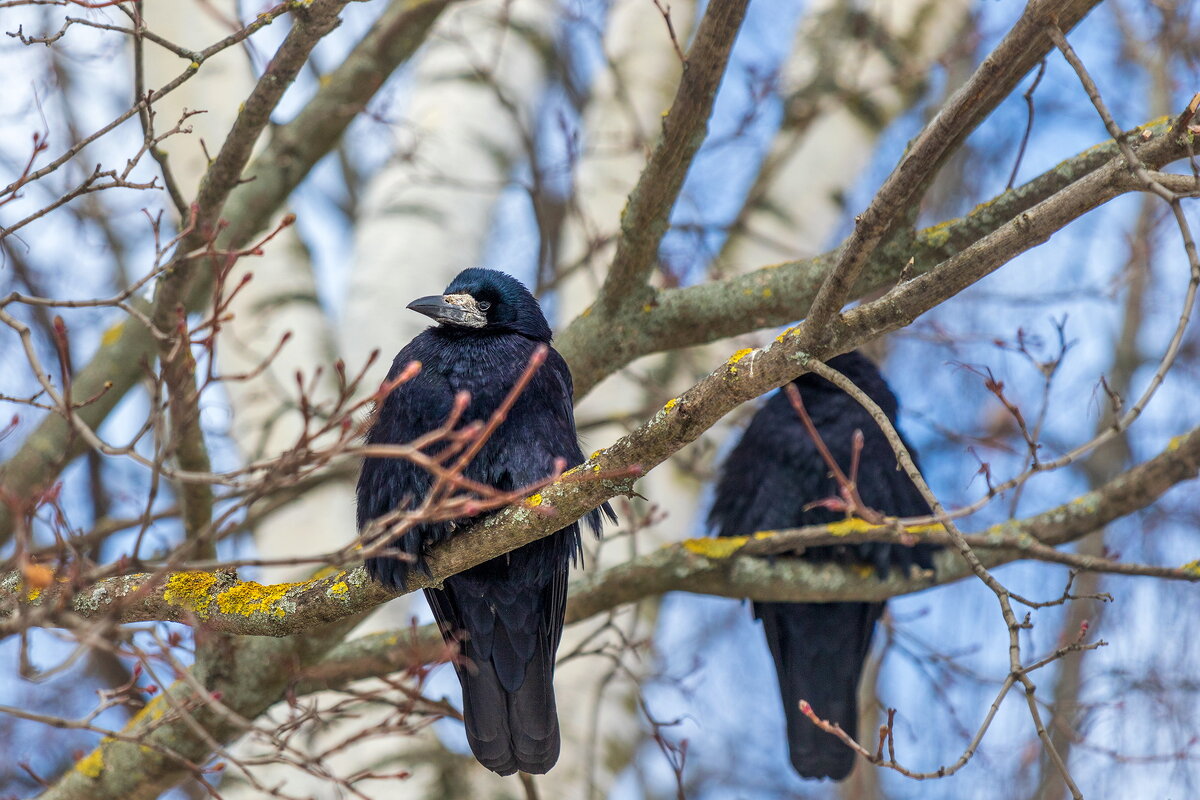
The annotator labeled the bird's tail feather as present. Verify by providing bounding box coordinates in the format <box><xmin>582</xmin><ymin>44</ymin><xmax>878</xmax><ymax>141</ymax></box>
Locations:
<box><xmin>756</xmin><ymin>601</ymin><xmax>882</xmax><ymax>780</ymax></box>
<box><xmin>458</xmin><ymin>622</ymin><xmax>560</xmax><ymax>776</ymax></box>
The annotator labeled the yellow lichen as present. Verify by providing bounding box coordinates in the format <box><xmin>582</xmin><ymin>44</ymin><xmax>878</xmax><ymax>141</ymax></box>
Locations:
<box><xmin>663</xmin><ymin>398</ymin><xmax>679</xmax><ymax>412</ymax></box>
<box><xmin>727</xmin><ymin>348</ymin><xmax>755</xmax><ymax>376</ymax></box>
<box><xmin>526</xmin><ymin>494</ymin><xmax>544</xmax><ymax>507</ymax></box>
<box><xmin>26</xmin><ymin>587</ymin><xmax>41</xmax><ymax>602</ymax></box>
<box><xmin>642</xmin><ymin>303</ymin><xmax>654</xmax><ymax>313</ymax></box>
<box><xmin>901</xmin><ymin>522</ymin><xmax>945</xmax><ymax>536</ymax></box>
<box><xmin>916</xmin><ymin>218</ymin><xmax>955</xmax><ymax>248</ymax></box>
<box><xmin>162</xmin><ymin>572</ymin><xmax>218</xmax><ymax>618</ymax></box>
<box><xmin>1167</xmin><ymin>435</ymin><xmax>1185</xmax><ymax>452</ymax></box>
<box><xmin>727</xmin><ymin>348</ymin><xmax>754</xmax><ymax>365</ymax></box>
<box><xmin>774</xmin><ymin>326</ymin><xmax>796</xmax><ymax>343</ymax></box>
<box><xmin>581</xmin><ymin>305</ymin><xmax>592</xmax><ymax>318</ymax></box>
<box><xmin>76</xmin><ymin>748</ymin><xmax>104</xmax><ymax>779</ymax></box>
<box><xmin>100</xmin><ymin>322</ymin><xmax>124</xmax><ymax>347</ymax></box>
<box><xmin>682</xmin><ymin>537</ymin><xmax>747</xmax><ymax>558</ymax></box>
<box><xmin>590</xmin><ymin>450</ymin><xmax>602</xmax><ymax>459</ymax></box>
<box><xmin>825</xmin><ymin>518</ymin><xmax>879</xmax><ymax>537</ymax></box>
<box><xmin>327</xmin><ymin>581</ymin><xmax>349</xmax><ymax>596</ymax></box>
<box><xmin>216</xmin><ymin>581</ymin><xmax>302</xmax><ymax>618</ymax></box>
<box><xmin>762</xmin><ymin>288</ymin><xmax>773</xmax><ymax>298</ymax></box>
<box><xmin>968</xmin><ymin>196</ymin><xmax>998</xmax><ymax>217</ymax></box>
<box><xmin>130</xmin><ymin>694</ymin><xmax>168</xmax><ymax>726</ymax></box>
<box><xmin>1181</xmin><ymin>560</ymin><xmax>1200</xmax><ymax>577</ymax></box>
<box><xmin>853</xmin><ymin>564</ymin><xmax>876</xmax><ymax>579</ymax></box>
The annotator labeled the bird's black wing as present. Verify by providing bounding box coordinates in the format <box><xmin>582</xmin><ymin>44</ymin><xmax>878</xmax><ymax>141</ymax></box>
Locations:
<box><xmin>709</xmin><ymin>357</ymin><xmax>934</xmax><ymax>781</ymax></box>
<box><xmin>357</xmin><ymin>337</ymin><xmax>459</xmax><ymax>589</ymax></box>
<box><xmin>430</xmin><ymin>345</ymin><xmax>612</xmax><ymax>775</ymax></box>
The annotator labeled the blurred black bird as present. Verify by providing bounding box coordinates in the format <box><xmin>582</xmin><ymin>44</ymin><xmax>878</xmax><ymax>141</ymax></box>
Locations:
<box><xmin>709</xmin><ymin>351</ymin><xmax>936</xmax><ymax>781</ymax></box>
<box><xmin>356</xmin><ymin>268</ymin><xmax>614</xmax><ymax>776</ymax></box>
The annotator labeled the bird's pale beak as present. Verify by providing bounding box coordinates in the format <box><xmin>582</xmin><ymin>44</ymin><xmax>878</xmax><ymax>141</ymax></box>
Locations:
<box><xmin>406</xmin><ymin>294</ymin><xmax>487</xmax><ymax>328</ymax></box>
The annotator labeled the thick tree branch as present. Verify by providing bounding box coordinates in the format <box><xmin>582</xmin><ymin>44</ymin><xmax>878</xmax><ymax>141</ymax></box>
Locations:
<box><xmin>558</xmin><ymin>115</ymin><xmax>1182</xmax><ymax>398</ymax></box>
<box><xmin>801</xmin><ymin>0</ymin><xmax>1101</xmax><ymax>340</ymax></box>
<box><xmin>7</xmin><ymin>422</ymin><xmax>1198</xmax><ymax>635</ymax></box>
<box><xmin>595</xmin><ymin>0</ymin><xmax>750</xmax><ymax>312</ymax></box>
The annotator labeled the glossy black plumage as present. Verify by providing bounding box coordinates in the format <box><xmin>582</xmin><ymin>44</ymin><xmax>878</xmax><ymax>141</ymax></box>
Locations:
<box><xmin>709</xmin><ymin>351</ymin><xmax>936</xmax><ymax>781</ymax></box>
<box><xmin>356</xmin><ymin>268</ymin><xmax>613</xmax><ymax>776</ymax></box>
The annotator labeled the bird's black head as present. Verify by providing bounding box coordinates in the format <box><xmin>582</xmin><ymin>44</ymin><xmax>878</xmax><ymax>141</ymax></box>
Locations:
<box><xmin>406</xmin><ymin>268</ymin><xmax>553</xmax><ymax>342</ymax></box>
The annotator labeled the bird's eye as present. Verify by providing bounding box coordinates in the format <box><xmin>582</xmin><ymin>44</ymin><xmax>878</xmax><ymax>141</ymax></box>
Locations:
<box><xmin>477</xmin><ymin>301</ymin><xmax>492</xmax><ymax>311</ymax></box>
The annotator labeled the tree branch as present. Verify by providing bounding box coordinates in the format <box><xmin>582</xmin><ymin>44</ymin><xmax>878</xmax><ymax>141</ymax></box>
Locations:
<box><xmin>6</xmin><ymin>421</ymin><xmax>1198</xmax><ymax>636</ymax></box>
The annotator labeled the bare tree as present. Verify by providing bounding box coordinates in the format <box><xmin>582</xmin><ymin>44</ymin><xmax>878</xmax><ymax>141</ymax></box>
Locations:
<box><xmin>2</xmin><ymin>1</ymin><xmax>1199</xmax><ymax>799</ymax></box>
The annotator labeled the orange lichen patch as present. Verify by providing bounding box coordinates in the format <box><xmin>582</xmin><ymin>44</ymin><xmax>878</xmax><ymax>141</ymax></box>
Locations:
<box><xmin>22</xmin><ymin>563</ymin><xmax>54</xmax><ymax>589</ymax></box>
<box><xmin>76</xmin><ymin>747</ymin><xmax>105</xmax><ymax>778</ymax></box>
<box><xmin>216</xmin><ymin>581</ymin><xmax>300</xmax><ymax>618</ymax></box>
<box><xmin>162</xmin><ymin>572</ymin><xmax>218</xmax><ymax>618</ymax></box>
<box><xmin>682</xmin><ymin>537</ymin><xmax>747</xmax><ymax>559</ymax></box>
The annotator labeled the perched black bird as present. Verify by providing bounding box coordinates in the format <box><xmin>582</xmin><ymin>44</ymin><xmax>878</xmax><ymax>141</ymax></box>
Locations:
<box><xmin>709</xmin><ymin>351</ymin><xmax>936</xmax><ymax>781</ymax></box>
<box><xmin>356</xmin><ymin>268</ymin><xmax>613</xmax><ymax>775</ymax></box>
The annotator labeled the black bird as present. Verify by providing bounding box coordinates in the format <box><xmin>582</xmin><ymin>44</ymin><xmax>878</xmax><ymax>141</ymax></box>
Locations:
<box><xmin>356</xmin><ymin>268</ymin><xmax>613</xmax><ymax>775</ymax></box>
<box><xmin>708</xmin><ymin>351</ymin><xmax>936</xmax><ymax>781</ymax></box>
